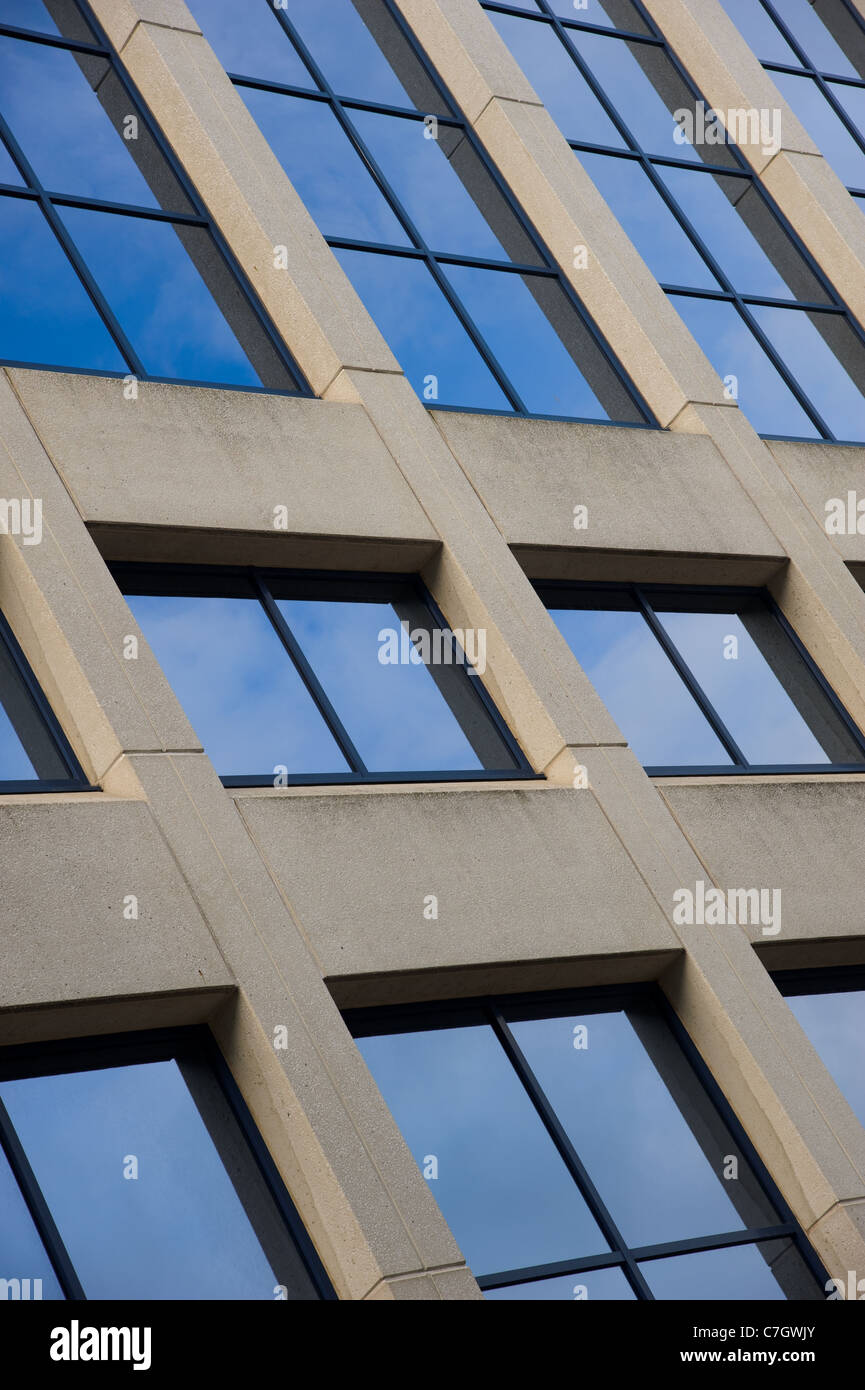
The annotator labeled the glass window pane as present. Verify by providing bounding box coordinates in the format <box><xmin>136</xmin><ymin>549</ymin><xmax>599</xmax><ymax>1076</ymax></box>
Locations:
<box><xmin>277</xmin><ymin>596</ymin><xmax>517</xmax><ymax>772</ymax></box>
<box><xmin>0</xmin><ymin>196</ymin><xmax>125</xmax><ymax>371</ymax></box>
<box><xmin>0</xmin><ymin>1140</ymin><xmax>64</xmax><ymax>1299</ymax></box>
<box><xmin>547</xmin><ymin>0</ymin><xmax>650</xmax><ymax>32</ymax></box>
<box><xmin>579</xmin><ymin>153</ymin><xmax>720</xmax><ymax>290</ymax></box>
<box><xmin>654</xmin><ymin>602</ymin><xmax>864</xmax><ymax>764</ymax></box>
<box><xmin>0</xmin><ymin>0</ymin><xmax>66</xmax><ymax>35</ymax></box>
<box><xmin>124</xmin><ymin>592</ymin><xmax>350</xmax><ymax>778</ymax></box>
<box><xmin>668</xmin><ymin>295</ymin><xmax>820</xmax><ymax>438</ymax></box>
<box><xmin>442</xmin><ymin>263</ymin><xmax>611</xmax><ymax>419</ymax></box>
<box><xmin>0</xmin><ymin>1061</ymin><xmax>287</xmax><ymax>1299</ymax></box>
<box><xmin>0</xmin><ymin>37</ymin><xmax>165</xmax><ymax>208</ymax></box>
<box><xmin>0</xmin><ymin>136</ymin><xmax>24</xmax><ymax>184</ymax></box>
<box><xmin>718</xmin><ymin>0</ymin><xmax>801</xmax><ymax>65</ymax></box>
<box><xmin>57</xmin><ymin>209</ymin><xmax>264</xmax><ymax>386</ymax></box>
<box><xmin>785</xmin><ymin>989</ymin><xmax>865</xmax><ymax>1127</ymax></box>
<box><xmin>641</xmin><ymin>1242</ymin><xmax>789</xmax><ymax>1299</ymax></box>
<box><xmin>356</xmin><ymin>1022</ymin><xmax>610</xmax><ymax>1275</ymax></box>
<box><xmin>489</xmin><ymin>13</ymin><xmax>628</xmax><ymax>148</ymax></box>
<box><xmin>485</xmin><ymin>1266</ymin><xmax>636</xmax><ymax>1300</ymax></box>
<box><xmin>657</xmin><ymin>165</ymin><xmax>828</xmax><ymax>302</ymax></box>
<box><xmin>507</xmin><ymin>1005</ymin><xmax>777</xmax><ymax>1247</ymax></box>
<box><xmin>350</xmin><ymin>109</ymin><xmax>511</xmax><ymax>260</ymax></box>
<box><xmin>0</xmin><ymin>628</ymin><xmax>70</xmax><ymax>781</ymax></box>
<box><xmin>779</xmin><ymin>0</ymin><xmax>859</xmax><ymax>77</ymax></box>
<box><xmin>773</xmin><ymin>70</ymin><xmax>865</xmax><ymax>188</ymax></box>
<box><xmin>550</xmin><ymin>603</ymin><xmax>733</xmax><ymax>765</ymax></box>
<box><xmin>185</xmin><ymin>0</ymin><xmax>314</xmax><ymax>88</ymax></box>
<box><xmin>831</xmin><ymin>82</ymin><xmax>865</xmax><ymax>166</ymax></box>
<box><xmin>278</xmin><ymin>0</ymin><xmax>414</xmax><ymax>107</ymax></box>
<box><xmin>572</xmin><ymin>31</ymin><xmax>709</xmax><ymax>163</ymax></box>
<box><xmin>335</xmin><ymin>248</ymin><xmax>511</xmax><ymax>409</ymax></box>
<box><xmin>239</xmin><ymin>90</ymin><xmax>410</xmax><ymax>246</ymax></box>
<box><xmin>750</xmin><ymin>304</ymin><xmax>865</xmax><ymax>443</ymax></box>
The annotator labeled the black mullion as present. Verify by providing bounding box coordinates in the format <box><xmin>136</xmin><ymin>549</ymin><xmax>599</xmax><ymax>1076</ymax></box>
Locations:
<box><xmin>633</xmin><ymin>586</ymin><xmax>750</xmax><ymax>767</ymax></box>
<box><xmin>719</xmin><ymin>296</ymin><xmax>835</xmax><ymax>439</ymax></box>
<box><xmin>228</xmin><ymin>73</ymin><xmax>460</xmax><ymax>125</ymax></box>
<box><xmin>44</xmin><ymin>192</ymin><xmax>204</xmax><ymax>224</ymax></box>
<box><xmin>326</xmin><ymin>236</ymin><xmax>555</xmax><ymax>276</ymax></box>
<box><xmin>477</xmin><ymin>1224</ymin><xmax>797</xmax><ymax>1290</ymax></box>
<box><xmin>0</xmin><ymin>24</ymin><xmax>106</xmax><ymax>56</ymax></box>
<box><xmin>487</xmin><ymin>0</ymin><xmax>661</xmax><ymax>46</ymax></box>
<box><xmin>488</xmin><ymin>1004</ymin><xmax>655</xmax><ymax>1300</ymax></box>
<box><xmin>0</xmin><ymin>109</ymin><xmax>145</xmax><ymax>376</ymax></box>
<box><xmin>762</xmin><ymin>60</ymin><xmax>865</xmax><ymax>87</ymax></box>
<box><xmin>263</xmin><ymin>7</ymin><xmax>529</xmax><ymax>413</ymax></box>
<box><xmin>0</xmin><ymin>609</ymin><xmax>87</xmax><ymax>783</ymax></box>
<box><xmin>0</xmin><ymin>1096</ymin><xmax>85</xmax><ymax>1300</ymax></box>
<box><xmin>569</xmin><ymin>139</ymin><xmax>753</xmax><ymax>177</ymax></box>
<box><xmin>662</xmin><ymin>285</ymin><xmax>845</xmax><ymax>313</ymax></box>
<box><xmin>252</xmin><ymin>575</ymin><xmax>368</xmax><ymax>776</ymax></box>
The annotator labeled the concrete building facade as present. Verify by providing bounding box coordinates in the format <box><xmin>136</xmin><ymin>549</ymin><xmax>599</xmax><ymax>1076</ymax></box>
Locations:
<box><xmin>2</xmin><ymin>0</ymin><xmax>865</xmax><ymax>1300</ymax></box>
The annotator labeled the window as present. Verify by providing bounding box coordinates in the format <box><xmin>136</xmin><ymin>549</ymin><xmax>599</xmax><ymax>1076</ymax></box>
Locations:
<box><xmin>539</xmin><ymin>583</ymin><xmax>865</xmax><ymax>774</ymax></box>
<box><xmin>348</xmin><ymin>986</ymin><xmax>826</xmax><ymax>1299</ymax></box>
<box><xmin>184</xmin><ymin>0</ymin><xmax>653</xmax><ymax>424</ymax></box>
<box><xmin>0</xmin><ymin>1027</ymin><xmax>333</xmax><ymax>1299</ymax></box>
<box><xmin>774</xmin><ymin>967</ymin><xmax>865</xmax><ymax>1131</ymax></box>
<box><xmin>720</xmin><ymin>0</ymin><xmax>865</xmax><ymax>204</ymax></box>
<box><xmin>0</xmin><ymin>605</ymin><xmax>89</xmax><ymax>792</ymax></box>
<box><xmin>0</xmin><ymin>0</ymin><xmax>306</xmax><ymax>391</ymax></box>
<box><xmin>115</xmin><ymin>565</ymin><xmax>531</xmax><ymax>786</ymax></box>
<box><xmin>483</xmin><ymin>0</ymin><xmax>865</xmax><ymax>442</ymax></box>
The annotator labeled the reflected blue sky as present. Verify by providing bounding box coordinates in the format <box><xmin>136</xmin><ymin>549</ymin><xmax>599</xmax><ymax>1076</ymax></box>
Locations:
<box><xmin>486</xmin><ymin>1266</ymin><xmax>636</xmax><ymax>1300</ymax></box>
<box><xmin>0</xmin><ymin>1061</ymin><xmax>280</xmax><ymax>1299</ymax></box>
<box><xmin>642</xmin><ymin>1242</ymin><xmax>786</xmax><ymax>1299</ymax></box>
<box><xmin>125</xmin><ymin>593</ymin><xmax>350</xmax><ymax>777</ymax></box>
<box><xmin>722</xmin><ymin>0</ymin><xmax>857</xmax><ymax>76</ymax></box>
<box><xmin>356</xmin><ymin>1023</ymin><xmax>610</xmax><ymax>1274</ymax></box>
<box><xmin>0</xmin><ymin>0</ymin><xmax>62</xmax><ymax>34</ymax></box>
<box><xmin>0</xmin><ymin>699</ymin><xmax>38</xmax><ymax>780</ymax></box>
<box><xmin>0</xmin><ymin>1139</ymin><xmax>64</xmax><ymax>1298</ymax></box>
<box><xmin>718</xmin><ymin>0</ymin><xmax>801</xmax><ymax>64</ymax></box>
<box><xmin>773</xmin><ymin>70</ymin><xmax>865</xmax><ymax>189</ymax></box>
<box><xmin>550</xmin><ymin>606</ymin><xmax>733</xmax><ymax>766</ymax></box>
<box><xmin>786</xmin><ymin>990</ymin><xmax>865</xmax><ymax>1128</ymax></box>
<box><xmin>0</xmin><ymin>196</ymin><xmax>125</xmax><ymax>370</ymax></box>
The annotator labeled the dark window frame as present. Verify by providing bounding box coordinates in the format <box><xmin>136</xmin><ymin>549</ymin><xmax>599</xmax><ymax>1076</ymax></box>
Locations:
<box><xmin>112</xmin><ymin>561</ymin><xmax>538</xmax><ymax>787</ymax></box>
<box><xmin>346</xmin><ymin>981</ymin><xmax>828</xmax><ymax>1298</ymax></box>
<box><xmin>536</xmin><ymin>579</ymin><xmax>865</xmax><ymax>776</ymax></box>
<box><xmin>0</xmin><ymin>2</ymin><xmax>310</xmax><ymax>395</ymax></box>
<box><xmin>211</xmin><ymin>0</ymin><xmax>657</xmax><ymax>428</ymax></box>
<box><xmin>0</xmin><ymin>1024</ymin><xmax>336</xmax><ymax>1301</ymax></box>
<box><xmin>0</xmin><ymin>605</ymin><xmax>92</xmax><ymax>793</ymax></box>
<box><xmin>482</xmin><ymin>0</ymin><xmax>865</xmax><ymax>444</ymax></box>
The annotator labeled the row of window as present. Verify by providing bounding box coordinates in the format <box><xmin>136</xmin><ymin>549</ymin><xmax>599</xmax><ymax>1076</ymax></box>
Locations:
<box><xmin>3</xmin><ymin>567</ymin><xmax>864</xmax><ymax>791</ymax></box>
<box><xmin>1</xmin><ymin>971</ymin><xmax>862</xmax><ymax>1300</ymax></box>
<box><xmin>5</xmin><ymin>0</ymin><xmax>865</xmax><ymax>438</ymax></box>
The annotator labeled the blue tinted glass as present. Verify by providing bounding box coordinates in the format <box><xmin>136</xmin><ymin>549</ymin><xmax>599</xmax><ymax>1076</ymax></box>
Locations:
<box><xmin>0</xmin><ymin>38</ymin><xmax>160</xmax><ymax>207</ymax></box>
<box><xmin>655</xmin><ymin>606</ymin><xmax>862</xmax><ymax>764</ymax></box>
<box><xmin>786</xmin><ymin>990</ymin><xmax>865</xmax><ymax>1127</ymax></box>
<box><xmin>773</xmin><ymin>71</ymin><xmax>865</xmax><ymax>187</ymax></box>
<box><xmin>579</xmin><ymin>153</ymin><xmax>719</xmax><ymax>289</ymax></box>
<box><xmin>489</xmin><ymin>12</ymin><xmax>628</xmax><ymax>148</ymax></box>
<box><xmin>669</xmin><ymin>295</ymin><xmax>820</xmax><ymax>438</ymax></box>
<box><xmin>57</xmin><ymin>209</ymin><xmax>261</xmax><ymax>385</ymax></box>
<box><xmin>779</xmin><ymin>0</ymin><xmax>858</xmax><ymax>76</ymax></box>
<box><xmin>508</xmin><ymin>1008</ymin><xmax>772</xmax><ymax>1246</ymax></box>
<box><xmin>239</xmin><ymin>90</ymin><xmax>409</xmax><ymax>245</ymax></box>
<box><xmin>485</xmin><ymin>1267</ymin><xmax>636</xmax><ymax>1300</ymax></box>
<box><xmin>124</xmin><ymin>593</ymin><xmax>350</xmax><ymax>778</ymax></box>
<box><xmin>0</xmin><ymin>196</ymin><xmax>125</xmax><ymax>370</ymax></box>
<box><xmin>0</xmin><ymin>136</ymin><xmax>24</xmax><ymax>184</ymax></box>
<box><xmin>0</xmin><ymin>620</ymin><xmax>71</xmax><ymax>781</ymax></box>
<box><xmin>0</xmin><ymin>1062</ymin><xmax>280</xmax><ymax>1299</ymax></box>
<box><xmin>442</xmin><ymin>263</ymin><xmax>609</xmax><ymax>418</ymax></box>
<box><xmin>279</xmin><ymin>0</ymin><xmax>413</xmax><ymax>107</ymax></box>
<box><xmin>357</xmin><ymin>1023</ymin><xmax>609</xmax><ymax>1274</ymax></box>
<box><xmin>831</xmin><ymin>83</ymin><xmax>865</xmax><ymax>163</ymax></box>
<box><xmin>642</xmin><ymin>1243</ymin><xmax>787</xmax><ymax>1299</ymax></box>
<box><xmin>551</xmin><ymin>605</ymin><xmax>733</xmax><ymax>765</ymax></box>
<box><xmin>278</xmin><ymin>598</ymin><xmax>508</xmax><ymax>772</ymax></box>
<box><xmin>572</xmin><ymin>30</ymin><xmax>705</xmax><ymax>162</ymax></box>
<box><xmin>750</xmin><ymin>305</ymin><xmax>865</xmax><ymax>443</ymax></box>
<box><xmin>350</xmin><ymin>109</ymin><xmax>510</xmax><ymax>259</ymax></box>
<box><xmin>657</xmin><ymin>166</ymin><xmax>821</xmax><ymax>301</ymax></box>
<box><xmin>335</xmin><ymin>248</ymin><xmax>510</xmax><ymax>408</ymax></box>
<box><xmin>0</xmin><ymin>0</ymin><xmax>62</xmax><ymax>33</ymax></box>
<box><xmin>0</xmin><ymin>701</ymin><xmax>38</xmax><ymax>779</ymax></box>
<box><xmin>547</xmin><ymin>0</ymin><xmax>650</xmax><ymax>31</ymax></box>
<box><xmin>0</xmin><ymin>1141</ymin><xmax>64</xmax><ymax>1299</ymax></box>
<box><xmin>185</xmin><ymin>0</ymin><xmax>314</xmax><ymax>87</ymax></box>
<box><xmin>718</xmin><ymin>0</ymin><xmax>801</xmax><ymax>65</ymax></box>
